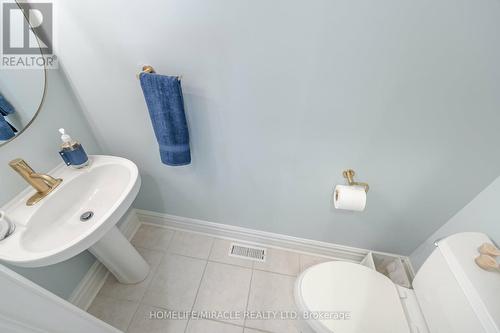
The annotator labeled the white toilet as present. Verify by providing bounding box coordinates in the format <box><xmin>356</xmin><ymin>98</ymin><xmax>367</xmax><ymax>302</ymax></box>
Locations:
<box><xmin>295</xmin><ymin>232</ymin><xmax>500</xmax><ymax>333</ymax></box>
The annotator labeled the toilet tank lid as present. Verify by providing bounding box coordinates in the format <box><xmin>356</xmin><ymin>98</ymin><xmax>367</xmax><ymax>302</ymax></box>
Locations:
<box><xmin>434</xmin><ymin>232</ymin><xmax>500</xmax><ymax>331</ymax></box>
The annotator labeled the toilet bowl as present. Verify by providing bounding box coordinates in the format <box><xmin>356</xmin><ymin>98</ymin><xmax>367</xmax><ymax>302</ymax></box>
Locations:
<box><xmin>294</xmin><ymin>232</ymin><xmax>500</xmax><ymax>333</ymax></box>
<box><xmin>295</xmin><ymin>261</ymin><xmax>427</xmax><ymax>333</ymax></box>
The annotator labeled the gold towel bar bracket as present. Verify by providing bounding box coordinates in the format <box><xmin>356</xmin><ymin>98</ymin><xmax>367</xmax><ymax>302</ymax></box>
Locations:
<box><xmin>136</xmin><ymin>65</ymin><xmax>182</xmax><ymax>81</ymax></box>
<box><xmin>142</xmin><ymin>65</ymin><xmax>155</xmax><ymax>74</ymax></box>
<box><xmin>342</xmin><ymin>169</ymin><xmax>369</xmax><ymax>192</ymax></box>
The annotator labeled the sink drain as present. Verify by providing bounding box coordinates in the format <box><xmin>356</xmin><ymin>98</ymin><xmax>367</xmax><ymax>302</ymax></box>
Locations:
<box><xmin>80</xmin><ymin>211</ymin><xmax>94</xmax><ymax>222</ymax></box>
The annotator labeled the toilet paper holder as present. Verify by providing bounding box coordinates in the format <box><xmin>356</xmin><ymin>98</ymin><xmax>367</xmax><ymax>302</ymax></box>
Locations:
<box><xmin>342</xmin><ymin>169</ymin><xmax>370</xmax><ymax>192</ymax></box>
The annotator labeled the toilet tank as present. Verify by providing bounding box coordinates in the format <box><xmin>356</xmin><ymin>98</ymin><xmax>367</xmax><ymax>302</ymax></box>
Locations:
<box><xmin>413</xmin><ymin>232</ymin><xmax>500</xmax><ymax>333</ymax></box>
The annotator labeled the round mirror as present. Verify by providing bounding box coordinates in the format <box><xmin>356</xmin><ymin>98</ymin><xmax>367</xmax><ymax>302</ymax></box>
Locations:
<box><xmin>0</xmin><ymin>3</ymin><xmax>46</xmax><ymax>146</ymax></box>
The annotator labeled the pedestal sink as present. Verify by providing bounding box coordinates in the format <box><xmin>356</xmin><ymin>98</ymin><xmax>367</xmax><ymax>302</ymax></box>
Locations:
<box><xmin>0</xmin><ymin>155</ymin><xmax>149</xmax><ymax>284</ymax></box>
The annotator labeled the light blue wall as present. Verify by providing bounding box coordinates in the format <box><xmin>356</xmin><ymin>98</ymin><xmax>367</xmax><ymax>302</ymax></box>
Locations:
<box><xmin>410</xmin><ymin>176</ymin><xmax>500</xmax><ymax>270</ymax></box>
<box><xmin>57</xmin><ymin>0</ymin><xmax>500</xmax><ymax>255</ymax></box>
<box><xmin>0</xmin><ymin>69</ymin><xmax>102</xmax><ymax>299</ymax></box>
<box><xmin>2</xmin><ymin>0</ymin><xmax>500</xmax><ymax>299</ymax></box>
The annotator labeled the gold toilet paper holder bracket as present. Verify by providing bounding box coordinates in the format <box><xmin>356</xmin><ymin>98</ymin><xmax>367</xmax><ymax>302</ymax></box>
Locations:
<box><xmin>342</xmin><ymin>169</ymin><xmax>369</xmax><ymax>193</ymax></box>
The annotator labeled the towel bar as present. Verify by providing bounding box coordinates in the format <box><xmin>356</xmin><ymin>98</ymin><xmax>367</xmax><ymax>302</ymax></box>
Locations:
<box><xmin>136</xmin><ymin>65</ymin><xmax>182</xmax><ymax>81</ymax></box>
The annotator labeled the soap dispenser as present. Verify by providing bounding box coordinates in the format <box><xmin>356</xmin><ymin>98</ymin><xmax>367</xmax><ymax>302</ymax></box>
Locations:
<box><xmin>58</xmin><ymin>128</ymin><xmax>89</xmax><ymax>168</ymax></box>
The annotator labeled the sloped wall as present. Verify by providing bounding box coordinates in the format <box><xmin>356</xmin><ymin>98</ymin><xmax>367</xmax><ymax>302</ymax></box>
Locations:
<box><xmin>411</xmin><ymin>176</ymin><xmax>500</xmax><ymax>270</ymax></box>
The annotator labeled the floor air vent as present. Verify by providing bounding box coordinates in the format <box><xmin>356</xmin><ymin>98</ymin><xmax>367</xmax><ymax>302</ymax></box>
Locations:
<box><xmin>229</xmin><ymin>243</ymin><xmax>267</xmax><ymax>262</ymax></box>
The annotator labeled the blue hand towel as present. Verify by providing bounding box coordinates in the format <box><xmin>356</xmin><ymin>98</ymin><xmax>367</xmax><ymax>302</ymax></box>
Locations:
<box><xmin>0</xmin><ymin>116</ymin><xmax>15</xmax><ymax>140</ymax></box>
<box><xmin>0</xmin><ymin>92</ymin><xmax>15</xmax><ymax>116</ymax></box>
<box><xmin>139</xmin><ymin>73</ymin><xmax>191</xmax><ymax>166</ymax></box>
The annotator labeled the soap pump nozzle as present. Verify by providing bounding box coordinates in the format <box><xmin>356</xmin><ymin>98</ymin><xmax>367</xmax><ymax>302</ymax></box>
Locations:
<box><xmin>59</xmin><ymin>128</ymin><xmax>74</xmax><ymax>147</ymax></box>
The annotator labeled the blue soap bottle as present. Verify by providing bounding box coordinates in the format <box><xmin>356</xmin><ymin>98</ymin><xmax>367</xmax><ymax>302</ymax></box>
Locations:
<box><xmin>58</xmin><ymin>128</ymin><xmax>89</xmax><ymax>168</ymax></box>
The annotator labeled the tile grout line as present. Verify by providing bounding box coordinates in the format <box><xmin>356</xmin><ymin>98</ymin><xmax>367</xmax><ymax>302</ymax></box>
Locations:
<box><xmin>169</xmin><ymin>252</ymin><xmax>214</xmax><ymax>262</ymax></box>
<box><xmin>252</xmin><ymin>267</ymin><xmax>298</xmax><ymax>278</ymax></box>
<box><xmin>241</xmin><ymin>269</ymin><xmax>292</xmax><ymax>333</ymax></box>
<box><xmin>195</xmin><ymin>316</ymin><xmax>279</xmax><ymax>333</ymax></box>
<box><xmin>202</xmin><ymin>317</ymin><xmax>247</xmax><ymax>330</ymax></box>
<box><xmin>183</xmin><ymin>237</ymin><xmax>215</xmax><ymax>333</ymax></box>
<box><xmin>124</xmin><ymin>228</ymin><xmax>176</xmax><ymax>332</ymax></box>
<box><xmin>138</xmin><ymin>229</ymin><xmax>176</xmax><ymax>307</ymax></box>
<box><xmin>242</xmin><ymin>266</ymin><xmax>255</xmax><ymax>329</ymax></box>
<box><xmin>206</xmin><ymin>236</ymin><xmax>216</xmax><ymax>262</ymax></box>
<box><xmin>242</xmin><ymin>326</ymin><xmax>277</xmax><ymax>333</ymax></box>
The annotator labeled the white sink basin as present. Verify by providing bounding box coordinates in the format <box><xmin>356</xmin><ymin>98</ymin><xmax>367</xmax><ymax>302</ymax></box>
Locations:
<box><xmin>0</xmin><ymin>155</ymin><xmax>149</xmax><ymax>284</ymax></box>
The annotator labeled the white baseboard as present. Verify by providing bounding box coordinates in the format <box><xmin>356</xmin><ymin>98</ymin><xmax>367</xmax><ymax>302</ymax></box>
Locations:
<box><xmin>135</xmin><ymin>209</ymin><xmax>412</xmax><ymax>269</ymax></box>
<box><xmin>68</xmin><ymin>209</ymin><xmax>141</xmax><ymax>310</ymax></box>
<box><xmin>70</xmin><ymin>208</ymin><xmax>414</xmax><ymax>310</ymax></box>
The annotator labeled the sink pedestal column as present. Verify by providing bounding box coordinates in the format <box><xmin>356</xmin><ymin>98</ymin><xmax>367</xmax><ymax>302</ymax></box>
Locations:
<box><xmin>89</xmin><ymin>226</ymin><xmax>149</xmax><ymax>284</ymax></box>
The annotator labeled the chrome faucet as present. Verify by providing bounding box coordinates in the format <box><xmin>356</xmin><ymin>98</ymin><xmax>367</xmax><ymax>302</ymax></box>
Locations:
<box><xmin>9</xmin><ymin>159</ymin><xmax>63</xmax><ymax>206</ymax></box>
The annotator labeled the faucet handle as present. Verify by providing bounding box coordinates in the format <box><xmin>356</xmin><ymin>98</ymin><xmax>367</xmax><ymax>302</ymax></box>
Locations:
<box><xmin>9</xmin><ymin>158</ymin><xmax>35</xmax><ymax>174</ymax></box>
<box><xmin>479</xmin><ymin>243</ymin><xmax>500</xmax><ymax>257</ymax></box>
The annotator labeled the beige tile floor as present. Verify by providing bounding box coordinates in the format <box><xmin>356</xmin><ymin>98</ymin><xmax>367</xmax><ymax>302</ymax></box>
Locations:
<box><xmin>88</xmin><ymin>225</ymin><xmax>335</xmax><ymax>333</ymax></box>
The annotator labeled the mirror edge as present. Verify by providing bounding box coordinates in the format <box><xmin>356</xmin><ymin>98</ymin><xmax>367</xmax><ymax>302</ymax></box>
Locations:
<box><xmin>0</xmin><ymin>0</ymin><xmax>48</xmax><ymax>148</ymax></box>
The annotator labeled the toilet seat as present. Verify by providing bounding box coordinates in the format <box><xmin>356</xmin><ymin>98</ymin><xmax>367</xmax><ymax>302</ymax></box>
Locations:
<box><xmin>295</xmin><ymin>261</ymin><xmax>411</xmax><ymax>333</ymax></box>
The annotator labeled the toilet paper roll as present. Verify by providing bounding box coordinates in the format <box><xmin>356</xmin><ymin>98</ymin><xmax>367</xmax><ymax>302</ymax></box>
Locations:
<box><xmin>333</xmin><ymin>185</ymin><xmax>367</xmax><ymax>211</ymax></box>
